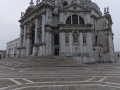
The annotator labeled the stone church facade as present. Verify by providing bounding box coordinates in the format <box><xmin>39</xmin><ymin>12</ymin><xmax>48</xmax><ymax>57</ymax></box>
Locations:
<box><xmin>18</xmin><ymin>0</ymin><xmax>116</xmax><ymax>63</ymax></box>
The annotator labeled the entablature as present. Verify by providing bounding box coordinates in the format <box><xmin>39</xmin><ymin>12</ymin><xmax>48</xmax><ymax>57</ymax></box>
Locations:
<box><xmin>59</xmin><ymin>24</ymin><xmax>92</xmax><ymax>31</ymax></box>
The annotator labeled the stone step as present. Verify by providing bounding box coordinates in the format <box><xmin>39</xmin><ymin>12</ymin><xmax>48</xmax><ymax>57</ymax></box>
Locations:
<box><xmin>0</xmin><ymin>56</ymin><xmax>87</xmax><ymax>68</ymax></box>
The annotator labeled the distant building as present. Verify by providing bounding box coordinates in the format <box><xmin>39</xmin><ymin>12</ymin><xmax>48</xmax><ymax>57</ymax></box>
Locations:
<box><xmin>0</xmin><ymin>50</ymin><xmax>6</xmax><ymax>59</ymax></box>
<box><xmin>6</xmin><ymin>38</ymin><xmax>19</xmax><ymax>57</ymax></box>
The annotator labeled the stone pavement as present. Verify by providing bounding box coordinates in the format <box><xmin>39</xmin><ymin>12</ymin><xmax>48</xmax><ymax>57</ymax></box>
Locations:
<box><xmin>0</xmin><ymin>59</ymin><xmax>120</xmax><ymax>90</ymax></box>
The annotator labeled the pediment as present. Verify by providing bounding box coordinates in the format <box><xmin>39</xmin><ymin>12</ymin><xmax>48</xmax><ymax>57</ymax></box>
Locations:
<box><xmin>24</xmin><ymin>8</ymin><xmax>34</xmax><ymax>17</ymax></box>
<box><xmin>62</xmin><ymin>3</ymin><xmax>88</xmax><ymax>11</ymax></box>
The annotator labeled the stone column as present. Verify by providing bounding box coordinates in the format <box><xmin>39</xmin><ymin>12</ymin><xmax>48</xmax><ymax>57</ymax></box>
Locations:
<box><xmin>41</xmin><ymin>13</ymin><xmax>46</xmax><ymax>56</ymax></box>
<box><xmin>23</xmin><ymin>25</ymin><xmax>27</xmax><ymax>47</ymax></box>
<box><xmin>21</xmin><ymin>25</ymin><xmax>27</xmax><ymax>56</ymax></box>
<box><xmin>32</xmin><ymin>18</ymin><xmax>38</xmax><ymax>56</ymax></box>
<box><xmin>42</xmin><ymin>14</ymin><xmax>45</xmax><ymax>43</ymax></box>
<box><xmin>50</xmin><ymin>32</ymin><xmax>52</xmax><ymax>55</ymax></box>
<box><xmin>18</xmin><ymin>26</ymin><xmax>23</xmax><ymax>57</ymax></box>
<box><xmin>69</xmin><ymin>32</ymin><xmax>73</xmax><ymax>55</ymax></box>
<box><xmin>80</xmin><ymin>32</ymin><xmax>83</xmax><ymax>53</ymax></box>
<box><xmin>45</xmin><ymin>31</ymin><xmax>49</xmax><ymax>55</ymax></box>
<box><xmin>108</xmin><ymin>33</ymin><xmax>115</xmax><ymax>56</ymax></box>
<box><xmin>59</xmin><ymin>32</ymin><xmax>62</xmax><ymax>55</ymax></box>
<box><xmin>35</xmin><ymin>19</ymin><xmax>38</xmax><ymax>44</ymax></box>
<box><xmin>26</xmin><ymin>33</ymin><xmax>31</xmax><ymax>56</ymax></box>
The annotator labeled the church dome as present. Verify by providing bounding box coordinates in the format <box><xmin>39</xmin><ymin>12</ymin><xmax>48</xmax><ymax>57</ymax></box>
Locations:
<box><xmin>81</xmin><ymin>0</ymin><xmax>102</xmax><ymax>16</ymax></box>
<box><xmin>61</xmin><ymin>0</ymin><xmax>102</xmax><ymax>16</ymax></box>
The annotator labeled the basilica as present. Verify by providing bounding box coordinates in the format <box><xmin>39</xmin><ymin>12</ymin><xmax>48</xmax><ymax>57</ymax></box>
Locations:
<box><xmin>17</xmin><ymin>0</ymin><xmax>116</xmax><ymax>63</ymax></box>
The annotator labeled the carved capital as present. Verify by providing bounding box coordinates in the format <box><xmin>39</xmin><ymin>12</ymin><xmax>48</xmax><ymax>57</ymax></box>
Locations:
<box><xmin>20</xmin><ymin>24</ymin><xmax>24</xmax><ymax>28</ymax></box>
<box><xmin>33</xmin><ymin>43</ymin><xmax>38</xmax><ymax>47</ymax></box>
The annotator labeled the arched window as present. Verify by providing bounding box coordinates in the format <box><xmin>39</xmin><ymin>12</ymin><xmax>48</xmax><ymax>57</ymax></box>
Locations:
<box><xmin>66</xmin><ymin>16</ymin><xmax>71</xmax><ymax>24</ymax></box>
<box><xmin>72</xmin><ymin>15</ymin><xmax>78</xmax><ymax>24</ymax></box>
<box><xmin>66</xmin><ymin>15</ymin><xmax>85</xmax><ymax>24</ymax></box>
<box><xmin>79</xmin><ymin>16</ymin><xmax>85</xmax><ymax>24</ymax></box>
<box><xmin>63</xmin><ymin>1</ymin><xmax>68</xmax><ymax>6</ymax></box>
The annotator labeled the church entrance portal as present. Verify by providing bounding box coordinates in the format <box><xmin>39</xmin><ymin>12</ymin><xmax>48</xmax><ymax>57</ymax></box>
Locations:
<box><xmin>54</xmin><ymin>34</ymin><xmax>59</xmax><ymax>55</ymax></box>
<box><xmin>54</xmin><ymin>34</ymin><xmax>59</xmax><ymax>45</ymax></box>
<box><xmin>31</xmin><ymin>26</ymin><xmax>35</xmax><ymax>55</ymax></box>
<box><xmin>55</xmin><ymin>48</ymin><xmax>59</xmax><ymax>55</ymax></box>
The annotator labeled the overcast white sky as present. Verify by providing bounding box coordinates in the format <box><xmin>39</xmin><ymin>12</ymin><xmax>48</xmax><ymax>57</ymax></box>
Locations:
<box><xmin>0</xmin><ymin>0</ymin><xmax>120</xmax><ymax>51</ymax></box>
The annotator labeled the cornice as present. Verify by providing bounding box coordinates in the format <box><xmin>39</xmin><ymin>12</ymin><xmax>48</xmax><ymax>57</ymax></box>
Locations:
<box><xmin>19</xmin><ymin>2</ymin><xmax>54</xmax><ymax>23</ymax></box>
<box><xmin>59</xmin><ymin>29</ymin><xmax>92</xmax><ymax>33</ymax></box>
<box><xmin>59</xmin><ymin>10</ymin><xmax>90</xmax><ymax>12</ymax></box>
<box><xmin>59</xmin><ymin>24</ymin><xmax>93</xmax><ymax>27</ymax></box>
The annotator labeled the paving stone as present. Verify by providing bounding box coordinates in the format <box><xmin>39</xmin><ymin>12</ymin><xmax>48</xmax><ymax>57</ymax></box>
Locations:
<box><xmin>0</xmin><ymin>79</ymin><xmax>16</xmax><ymax>88</ymax></box>
<box><xmin>75</xmin><ymin>86</ymin><xmax>82</xmax><ymax>90</ymax></box>
<box><xmin>0</xmin><ymin>60</ymin><xmax>120</xmax><ymax>90</ymax></box>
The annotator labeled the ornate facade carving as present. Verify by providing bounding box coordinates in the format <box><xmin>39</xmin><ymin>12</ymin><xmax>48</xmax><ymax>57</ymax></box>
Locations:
<box><xmin>73</xmin><ymin>31</ymin><xmax>79</xmax><ymax>43</ymax></box>
<box><xmin>65</xmin><ymin>35</ymin><xmax>69</xmax><ymax>43</ymax></box>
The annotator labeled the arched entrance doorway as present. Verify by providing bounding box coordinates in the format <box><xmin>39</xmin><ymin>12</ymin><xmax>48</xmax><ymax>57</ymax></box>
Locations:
<box><xmin>30</xmin><ymin>25</ymin><xmax>35</xmax><ymax>55</ymax></box>
<box><xmin>54</xmin><ymin>34</ymin><xmax>59</xmax><ymax>55</ymax></box>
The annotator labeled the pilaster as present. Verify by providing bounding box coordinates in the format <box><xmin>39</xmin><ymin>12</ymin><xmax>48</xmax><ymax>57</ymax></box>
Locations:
<box><xmin>59</xmin><ymin>32</ymin><xmax>65</xmax><ymax>56</ymax></box>
<box><xmin>49</xmin><ymin>32</ymin><xmax>52</xmax><ymax>55</ymax></box>
<box><xmin>42</xmin><ymin>13</ymin><xmax>46</xmax><ymax>43</ymax></box>
<box><xmin>80</xmin><ymin>32</ymin><xmax>83</xmax><ymax>53</ymax></box>
<box><xmin>69</xmin><ymin>32</ymin><xmax>73</xmax><ymax>55</ymax></box>
<box><xmin>86</xmin><ymin>12</ymin><xmax>91</xmax><ymax>24</ymax></box>
<box><xmin>45</xmin><ymin>31</ymin><xmax>49</xmax><ymax>55</ymax></box>
<box><xmin>26</xmin><ymin>33</ymin><xmax>31</xmax><ymax>56</ymax></box>
<box><xmin>32</xmin><ymin>16</ymin><xmax>39</xmax><ymax>56</ymax></box>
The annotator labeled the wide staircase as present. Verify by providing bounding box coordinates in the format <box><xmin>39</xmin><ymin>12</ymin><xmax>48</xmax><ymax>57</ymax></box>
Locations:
<box><xmin>0</xmin><ymin>56</ymin><xmax>86</xmax><ymax>68</ymax></box>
